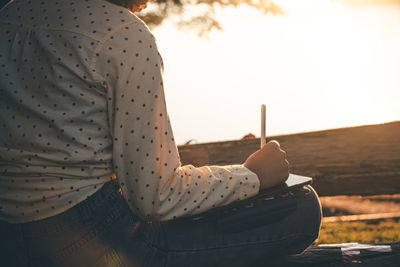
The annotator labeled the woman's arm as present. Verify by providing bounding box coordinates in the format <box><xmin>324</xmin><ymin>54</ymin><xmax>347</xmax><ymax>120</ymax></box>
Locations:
<box><xmin>95</xmin><ymin>18</ymin><xmax>265</xmax><ymax>221</ymax></box>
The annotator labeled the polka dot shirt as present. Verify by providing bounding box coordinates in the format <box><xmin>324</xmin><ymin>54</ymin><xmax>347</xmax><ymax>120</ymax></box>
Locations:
<box><xmin>0</xmin><ymin>0</ymin><xmax>259</xmax><ymax>223</ymax></box>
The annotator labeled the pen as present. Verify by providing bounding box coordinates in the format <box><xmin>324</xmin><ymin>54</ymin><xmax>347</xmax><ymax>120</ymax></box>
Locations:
<box><xmin>261</xmin><ymin>104</ymin><xmax>266</xmax><ymax>148</ymax></box>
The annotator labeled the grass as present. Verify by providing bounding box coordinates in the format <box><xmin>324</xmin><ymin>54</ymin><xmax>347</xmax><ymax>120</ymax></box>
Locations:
<box><xmin>315</xmin><ymin>219</ymin><xmax>400</xmax><ymax>244</ymax></box>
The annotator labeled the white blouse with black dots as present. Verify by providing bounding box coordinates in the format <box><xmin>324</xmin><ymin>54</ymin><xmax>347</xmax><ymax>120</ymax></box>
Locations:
<box><xmin>0</xmin><ymin>0</ymin><xmax>259</xmax><ymax>223</ymax></box>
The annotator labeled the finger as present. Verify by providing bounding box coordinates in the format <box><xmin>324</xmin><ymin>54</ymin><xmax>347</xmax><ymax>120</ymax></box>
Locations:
<box><xmin>279</xmin><ymin>167</ymin><xmax>289</xmax><ymax>181</ymax></box>
<box><xmin>284</xmin><ymin>159</ymin><xmax>290</xmax><ymax>168</ymax></box>
<box><xmin>282</xmin><ymin>158</ymin><xmax>288</xmax><ymax>166</ymax></box>
<box><xmin>284</xmin><ymin>159</ymin><xmax>290</xmax><ymax>173</ymax></box>
<box><xmin>280</xmin><ymin>149</ymin><xmax>287</xmax><ymax>159</ymax></box>
<box><xmin>284</xmin><ymin>170</ymin><xmax>290</xmax><ymax>179</ymax></box>
<box><xmin>266</xmin><ymin>140</ymin><xmax>280</xmax><ymax>150</ymax></box>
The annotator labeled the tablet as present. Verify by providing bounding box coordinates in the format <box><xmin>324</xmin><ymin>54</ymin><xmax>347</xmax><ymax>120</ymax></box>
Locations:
<box><xmin>257</xmin><ymin>173</ymin><xmax>313</xmax><ymax>198</ymax></box>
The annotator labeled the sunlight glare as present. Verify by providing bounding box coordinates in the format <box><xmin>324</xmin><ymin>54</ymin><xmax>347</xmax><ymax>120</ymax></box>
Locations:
<box><xmin>154</xmin><ymin>0</ymin><xmax>400</xmax><ymax>144</ymax></box>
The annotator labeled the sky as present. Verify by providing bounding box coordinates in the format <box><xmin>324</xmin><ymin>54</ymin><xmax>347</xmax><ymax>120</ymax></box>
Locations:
<box><xmin>150</xmin><ymin>0</ymin><xmax>400</xmax><ymax>144</ymax></box>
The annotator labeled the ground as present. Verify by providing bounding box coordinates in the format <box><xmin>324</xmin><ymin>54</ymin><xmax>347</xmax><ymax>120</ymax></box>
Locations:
<box><xmin>318</xmin><ymin>194</ymin><xmax>400</xmax><ymax>244</ymax></box>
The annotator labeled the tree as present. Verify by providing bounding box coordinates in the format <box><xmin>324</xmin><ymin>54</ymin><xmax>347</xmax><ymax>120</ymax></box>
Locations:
<box><xmin>138</xmin><ymin>0</ymin><xmax>283</xmax><ymax>36</ymax></box>
<box><xmin>0</xmin><ymin>0</ymin><xmax>282</xmax><ymax>36</ymax></box>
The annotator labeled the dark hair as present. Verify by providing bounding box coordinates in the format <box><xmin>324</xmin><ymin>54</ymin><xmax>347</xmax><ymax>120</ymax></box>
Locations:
<box><xmin>105</xmin><ymin>0</ymin><xmax>148</xmax><ymax>9</ymax></box>
<box><xmin>106</xmin><ymin>0</ymin><xmax>132</xmax><ymax>8</ymax></box>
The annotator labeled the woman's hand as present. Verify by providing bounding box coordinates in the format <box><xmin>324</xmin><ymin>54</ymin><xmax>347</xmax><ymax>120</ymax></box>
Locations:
<box><xmin>243</xmin><ymin>140</ymin><xmax>289</xmax><ymax>190</ymax></box>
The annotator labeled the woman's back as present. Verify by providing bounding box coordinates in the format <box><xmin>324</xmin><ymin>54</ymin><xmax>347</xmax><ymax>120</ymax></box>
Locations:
<box><xmin>0</xmin><ymin>0</ymin><xmax>142</xmax><ymax>222</ymax></box>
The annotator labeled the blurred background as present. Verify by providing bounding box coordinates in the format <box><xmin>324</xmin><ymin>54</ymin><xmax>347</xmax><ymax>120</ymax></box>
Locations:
<box><xmin>138</xmin><ymin>0</ymin><xmax>400</xmax><ymax>144</ymax></box>
<box><xmin>142</xmin><ymin>1</ymin><xmax>400</xmax><ymax>244</ymax></box>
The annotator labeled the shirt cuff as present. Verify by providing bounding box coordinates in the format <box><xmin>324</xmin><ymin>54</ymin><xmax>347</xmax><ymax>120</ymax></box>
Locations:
<box><xmin>226</xmin><ymin>164</ymin><xmax>260</xmax><ymax>201</ymax></box>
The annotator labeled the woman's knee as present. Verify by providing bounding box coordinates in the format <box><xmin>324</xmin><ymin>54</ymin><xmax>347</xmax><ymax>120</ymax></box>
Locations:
<box><xmin>294</xmin><ymin>185</ymin><xmax>322</xmax><ymax>239</ymax></box>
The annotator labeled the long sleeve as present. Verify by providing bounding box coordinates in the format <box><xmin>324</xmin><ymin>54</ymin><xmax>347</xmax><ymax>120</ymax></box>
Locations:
<box><xmin>95</xmin><ymin>17</ymin><xmax>260</xmax><ymax>221</ymax></box>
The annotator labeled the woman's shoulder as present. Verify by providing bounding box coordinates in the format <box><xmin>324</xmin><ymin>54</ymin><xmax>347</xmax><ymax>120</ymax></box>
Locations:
<box><xmin>73</xmin><ymin>0</ymin><xmax>152</xmax><ymax>39</ymax></box>
<box><xmin>0</xmin><ymin>0</ymin><xmax>151</xmax><ymax>41</ymax></box>
<box><xmin>85</xmin><ymin>1</ymin><xmax>151</xmax><ymax>30</ymax></box>
<box><xmin>87</xmin><ymin>1</ymin><xmax>155</xmax><ymax>43</ymax></box>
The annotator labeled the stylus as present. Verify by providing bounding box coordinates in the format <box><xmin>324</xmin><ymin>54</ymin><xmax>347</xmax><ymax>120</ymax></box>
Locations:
<box><xmin>261</xmin><ymin>104</ymin><xmax>266</xmax><ymax>148</ymax></box>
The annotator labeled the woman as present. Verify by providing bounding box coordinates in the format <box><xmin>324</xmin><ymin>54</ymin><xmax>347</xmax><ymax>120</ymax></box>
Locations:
<box><xmin>0</xmin><ymin>0</ymin><xmax>321</xmax><ymax>266</ymax></box>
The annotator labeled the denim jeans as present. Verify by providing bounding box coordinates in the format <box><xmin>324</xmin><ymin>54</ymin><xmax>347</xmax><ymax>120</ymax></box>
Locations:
<box><xmin>0</xmin><ymin>181</ymin><xmax>321</xmax><ymax>267</ymax></box>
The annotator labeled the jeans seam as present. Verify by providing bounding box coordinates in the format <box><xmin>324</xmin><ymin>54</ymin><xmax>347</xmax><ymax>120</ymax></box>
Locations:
<box><xmin>52</xmin><ymin>205</ymin><xmax>124</xmax><ymax>262</ymax></box>
<box><xmin>134</xmin><ymin>230</ymin><xmax>169</xmax><ymax>267</ymax></box>
<box><xmin>91</xmin><ymin>247</ymin><xmax>123</xmax><ymax>267</ymax></box>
